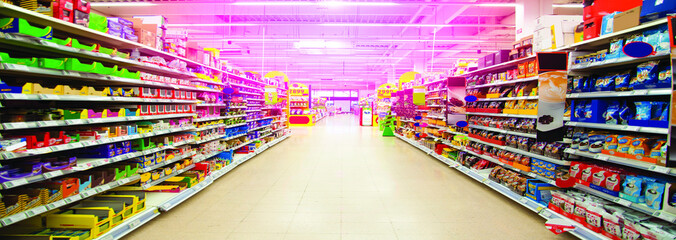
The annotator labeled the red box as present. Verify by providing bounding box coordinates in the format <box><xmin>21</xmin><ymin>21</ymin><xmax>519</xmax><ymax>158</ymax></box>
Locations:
<box><xmin>583</xmin><ymin>17</ymin><xmax>602</xmax><ymax>40</ymax></box>
<box><xmin>584</xmin><ymin>0</ymin><xmax>641</xmax><ymax>21</ymax></box>
<box><xmin>52</xmin><ymin>0</ymin><xmax>74</xmax><ymax>22</ymax></box>
<box><xmin>44</xmin><ymin>178</ymin><xmax>80</xmax><ymax>198</ymax></box>
<box><xmin>73</xmin><ymin>0</ymin><xmax>90</xmax><ymax>13</ymax></box>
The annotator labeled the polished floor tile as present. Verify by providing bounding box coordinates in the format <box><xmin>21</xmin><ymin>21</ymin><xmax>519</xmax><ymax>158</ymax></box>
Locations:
<box><xmin>124</xmin><ymin>115</ymin><xmax>575</xmax><ymax>240</ymax></box>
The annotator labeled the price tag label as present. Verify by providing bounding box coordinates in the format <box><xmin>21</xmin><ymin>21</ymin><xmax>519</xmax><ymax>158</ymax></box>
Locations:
<box><xmin>649</xmin><ymin>165</ymin><xmax>671</xmax><ymax>174</ymax></box>
<box><xmin>8</xmin><ymin>64</ymin><xmax>29</xmax><ymax>71</ymax></box>
<box><xmin>66</xmin><ymin>194</ymin><xmax>81</xmax><ymax>202</ymax></box>
<box><xmin>162</xmin><ymin>203</ymin><xmax>172</xmax><ymax>210</ymax></box>
<box><xmin>80</xmin><ymin>190</ymin><xmax>93</xmax><ymax>197</ymax></box>
<box><xmin>25</xmin><ymin>206</ymin><xmax>47</xmax><ymax>217</ymax></box>
<box><xmin>594</xmin><ymin>154</ymin><xmax>609</xmax><ymax>161</ymax></box>
<box><xmin>3</xmin><ymin>178</ymin><xmax>28</xmax><ymax>188</ymax></box>
<box><xmin>8</xmin><ymin>122</ymin><xmax>28</xmax><ymax>129</ymax></box>
<box><xmin>1</xmin><ymin>213</ymin><xmax>27</xmax><ymax>226</ymax></box>
<box><xmin>98</xmin><ymin>185</ymin><xmax>111</xmax><ymax>192</ymax></box>
<box><xmin>613</xmin><ymin>198</ymin><xmax>632</xmax><ymax>207</ymax></box>
<box><xmin>49</xmin><ymin>199</ymin><xmax>67</xmax><ymax>209</ymax></box>
<box><xmin>63</xmin><ymin>71</ymin><xmax>81</xmax><ymax>77</ymax></box>
<box><xmin>1</xmin><ymin>152</ymin><xmax>16</xmax><ymax>159</ymax></box>
<box><xmin>119</xmin><ymin>178</ymin><xmax>130</xmax><ymax>184</ymax></box>
<box><xmin>622</xmin><ymin>126</ymin><xmax>640</xmax><ymax>131</ymax></box>
<box><xmin>44</xmin><ymin>170</ymin><xmax>63</xmax><ymax>179</ymax></box>
<box><xmin>520</xmin><ymin>197</ymin><xmax>529</xmax><ymax>204</ymax></box>
<box><xmin>88</xmin><ymin>118</ymin><xmax>104</xmax><ymax>124</ymax></box>
<box><xmin>50</xmin><ymin>144</ymin><xmax>70</xmax><ymax>151</ymax></box>
<box><xmin>618</xmin><ymin>91</ymin><xmax>633</xmax><ymax>96</ymax></box>
<box><xmin>38</xmin><ymin>94</ymin><xmax>60</xmax><ymax>100</ymax></box>
<box><xmin>128</xmin><ymin>219</ymin><xmax>142</xmax><ymax>228</ymax></box>
<box><xmin>540</xmin><ymin>210</ymin><xmax>552</xmax><ymax>218</ymax></box>
<box><xmin>36</xmin><ymin>121</ymin><xmax>59</xmax><ymax>127</ymax></box>
<box><xmin>128</xmin><ymin>116</ymin><xmax>141</xmax><ymax>121</ymax></box>
<box><xmin>632</xmin><ymin>90</ymin><xmax>648</xmax><ymax>96</ymax></box>
<box><xmin>65</xmin><ymin>119</ymin><xmax>84</xmax><ymax>125</ymax></box>
<box><xmin>96</xmin><ymin>139</ymin><xmax>110</xmax><ymax>145</ymax></box>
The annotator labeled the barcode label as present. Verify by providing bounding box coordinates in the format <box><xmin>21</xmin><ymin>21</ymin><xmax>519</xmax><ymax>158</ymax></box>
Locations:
<box><xmin>43</xmin><ymin>170</ymin><xmax>63</xmax><ymax>179</ymax></box>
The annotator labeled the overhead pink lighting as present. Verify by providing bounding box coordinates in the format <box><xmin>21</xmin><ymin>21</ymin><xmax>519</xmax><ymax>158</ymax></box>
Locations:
<box><xmin>232</xmin><ymin>1</ymin><xmax>399</xmax><ymax>6</ymax></box>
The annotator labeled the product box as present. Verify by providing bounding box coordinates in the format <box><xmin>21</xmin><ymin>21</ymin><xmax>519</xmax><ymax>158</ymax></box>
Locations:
<box><xmin>614</xmin><ymin>6</ymin><xmax>641</xmax><ymax>31</ymax></box>
<box><xmin>484</xmin><ymin>53</ymin><xmax>495</xmax><ymax>67</ymax></box>
<box><xmin>640</xmin><ymin>0</ymin><xmax>676</xmax><ymax>20</ymax></box>
<box><xmin>52</xmin><ymin>0</ymin><xmax>74</xmax><ymax>22</ymax></box>
<box><xmin>533</xmin><ymin>15</ymin><xmax>581</xmax><ymax>51</ymax></box>
<box><xmin>493</xmin><ymin>50</ymin><xmax>511</xmax><ymax>64</ymax></box>
<box><xmin>583</xmin><ymin>17</ymin><xmax>603</xmax><ymax>40</ymax></box>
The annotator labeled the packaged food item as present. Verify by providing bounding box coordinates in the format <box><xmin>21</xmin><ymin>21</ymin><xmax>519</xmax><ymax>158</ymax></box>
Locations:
<box><xmin>571</xmin><ymin>130</ymin><xmax>582</xmax><ymax>149</ymax></box>
<box><xmin>614</xmin><ymin>70</ymin><xmax>632</xmax><ymax>91</ymax></box>
<box><xmin>644</xmin><ymin>182</ymin><xmax>665</xmax><ymax>210</ymax></box>
<box><xmin>657</xmin><ymin>65</ymin><xmax>672</xmax><ymax>87</ymax></box>
<box><xmin>650</xmin><ymin>102</ymin><xmax>665</xmax><ymax>121</ymax></box>
<box><xmin>634</xmin><ymin>102</ymin><xmax>652</xmax><ymax>120</ymax></box>
<box><xmin>622</xmin><ymin>175</ymin><xmax>643</xmax><ymax>203</ymax></box>
<box><xmin>604</xmin><ymin>135</ymin><xmax>618</xmax><ymax>151</ymax></box>
<box><xmin>596</xmin><ymin>50</ymin><xmax>607</xmax><ymax>62</ymax></box>
<box><xmin>588</xmin><ymin>132</ymin><xmax>606</xmax><ymax>153</ymax></box>
<box><xmin>607</xmin><ymin>38</ymin><xmax>624</xmax><ymax>59</ymax></box>
<box><xmin>656</xmin><ymin>25</ymin><xmax>671</xmax><ymax>53</ymax></box>
<box><xmin>632</xmin><ymin>61</ymin><xmax>659</xmax><ymax>89</ymax></box>
<box><xmin>629</xmin><ymin>138</ymin><xmax>651</xmax><ymax>157</ymax></box>
<box><xmin>604</xmin><ymin>101</ymin><xmax>620</xmax><ymax>124</ymax></box>
<box><xmin>579</xmin><ymin>132</ymin><xmax>589</xmax><ymax>151</ymax></box>
<box><xmin>619</xmin><ymin>104</ymin><xmax>633</xmax><ymax>124</ymax></box>
<box><xmin>584</xmin><ymin>102</ymin><xmax>592</xmax><ymax>118</ymax></box>
<box><xmin>650</xmin><ymin>140</ymin><xmax>667</xmax><ymax>160</ymax></box>
<box><xmin>618</xmin><ymin>136</ymin><xmax>633</xmax><ymax>154</ymax></box>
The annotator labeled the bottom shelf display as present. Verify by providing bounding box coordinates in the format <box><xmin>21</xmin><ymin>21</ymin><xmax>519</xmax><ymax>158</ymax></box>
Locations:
<box><xmin>394</xmin><ymin>133</ymin><xmax>617</xmax><ymax>240</ymax></box>
<box><xmin>0</xmin><ymin>133</ymin><xmax>292</xmax><ymax>240</ymax></box>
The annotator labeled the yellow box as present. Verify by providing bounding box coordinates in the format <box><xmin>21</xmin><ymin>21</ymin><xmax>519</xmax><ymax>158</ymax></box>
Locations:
<box><xmin>94</xmin><ymin>194</ymin><xmax>140</xmax><ymax>217</ymax></box>
<box><xmin>73</xmin><ymin>201</ymin><xmax>126</xmax><ymax>227</ymax></box>
<box><xmin>46</xmin><ymin>208</ymin><xmax>112</xmax><ymax>237</ymax></box>
<box><xmin>62</xmin><ymin>85</ymin><xmax>88</xmax><ymax>95</ymax></box>
<box><xmin>519</xmin><ymin>109</ymin><xmax>538</xmax><ymax>115</ymax></box>
<box><xmin>503</xmin><ymin>109</ymin><xmax>520</xmax><ymax>114</ymax></box>
<box><xmin>486</xmin><ymin>93</ymin><xmax>501</xmax><ymax>98</ymax></box>
<box><xmin>107</xmin><ymin>191</ymin><xmax>146</xmax><ymax>214</ymax></box>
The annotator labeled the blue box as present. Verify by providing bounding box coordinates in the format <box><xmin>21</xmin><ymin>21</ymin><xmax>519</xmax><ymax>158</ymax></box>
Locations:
<box><xmin>570</xmin><ymin>99</ymin><xmax>607</xmax><ymax>123</ymax></box>
<box><xmin>640</xmin><ymin>0</ymin><xmax>676</xmax><ymax>20</ymax></box>
<box><xmin>601</xmin><ymin>12</ymin><xmax>619</xmax><ymax>35</ymax></box>
<box><xmin>526</xmin><ymin>179</ymin><xmax>559</xmax><ymax>205</ymax></box>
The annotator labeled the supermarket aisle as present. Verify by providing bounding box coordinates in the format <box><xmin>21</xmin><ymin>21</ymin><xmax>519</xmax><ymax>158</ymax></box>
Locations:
<box><xmin>124</xmin><ymin>115</ymin><xmax>574</xmax><ymax>240</ymax></box>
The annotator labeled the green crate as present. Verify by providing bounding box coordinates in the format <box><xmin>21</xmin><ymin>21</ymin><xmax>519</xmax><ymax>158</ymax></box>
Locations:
<box><xmin>94</xmin><ymin>64</ymin><xmax>118</xmax><ymax>75</ymax></box>
<box><xmin>48</xmin><ymin>37</ymin><xmax>72</xmax><ymax>46</ymax></box>
<box><xmin>88</xmin><ymin>13</ymin><xmax>108</xmax><ymax>33</ymax></box>
<box><xmin>98</xmin><ymin>46</ymin><xmax>116</xmax><ymax>55</ymax></box>
<box><xmin>39</xmin><ymin>58</ymin><xmax>66</xmax><ymax>70</ymax></box>
<box><xmin>113</xmin><ymin>68</ymin><xmax>140</xmax><ymax>79</ymax></box>
<box><xmin>65</xmin><ymin>58</ymin><xmax>99</xmax><ymax>73</ymax></box>
<box><xmin>71</xmin><ymin>39</ymin><xmax>97</xmax><ymax>52</ymax></box>
<box><xmin>116</xmin><ymin>51</ymin><xmax>130</xmax><ymax>59</ymax></box>
<box><xmin>0</xmin><ymin>18</ymin><xmax>52</xmax><ymax>39</ymax></box>
<box><xmin>0</xmin><ymin>52</ymin><xmax>38</xmax><ymax>67</ymax></box>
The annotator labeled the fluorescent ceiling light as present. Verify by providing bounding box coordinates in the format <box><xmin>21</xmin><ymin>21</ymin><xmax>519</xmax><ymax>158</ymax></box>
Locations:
<box><xmin>220</xmin><ymin>56</ymin><xmax>290</xmax><ymax>59</ymax></box>
<box><xmin>319</xmin><ymin>23</ymin><xmax>512</xmax><ymax>28</ymax></box>
<box><xmin>168</xmin><ymin>23</ymin><xmax>257</xmax><ymax>27</ymax></box>
<box><xmin>553</xmin><ymin>4</ymin><xmax>584</xmax><ymax>8</ymax></box>
<box><xmin>477</xmin><ymin>3</ymin><xmax>517</xmax><ymax>7</ymax></box>
<box><xmin>90</xmin><ymin>2</ymin><xmax>156</xmax><ymax>6</ymax></box>
<box><xmin>232</xmin><ymin>1</ymin><xmax>399</xmax><ymax>6</ymax></box>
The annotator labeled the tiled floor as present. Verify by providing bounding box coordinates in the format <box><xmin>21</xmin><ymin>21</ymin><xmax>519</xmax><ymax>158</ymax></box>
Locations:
<box><xmin>124</xmin><ymin>115</ymin><xmax>576</xmax><ymax>240</ymax></box>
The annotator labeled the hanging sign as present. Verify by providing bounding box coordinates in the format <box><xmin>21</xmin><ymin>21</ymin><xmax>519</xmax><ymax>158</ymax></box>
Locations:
<box><xmin>412</xmin><ymin>86</ymin><xmax>426</xmax><ymax>106</ymax></box>
<box><xmin>398</xmin><ymin>71</ymin><xmax>419</xmax><ymax>90</ymax></box>
<box><xmin>289</xmin><ymin>83</ymin><xmax>309</xmax><ymax>96</ymax></box>
<box><xmin>376</xmin><ymin>83</ymin><xmax>398</xmax><ymax>99</ymax></box>
<box><xmin>264</xmin><ymin>86</ymin><xmax>278</xmax><ymax>105</ymax></box>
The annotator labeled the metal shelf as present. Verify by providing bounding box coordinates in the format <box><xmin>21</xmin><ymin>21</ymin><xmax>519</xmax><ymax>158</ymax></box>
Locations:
<box><xmin>140</xmin><ymin>152</ymin><xmax>194</xmax><ymax>173</ymax></box>
<box><xmin>426</xmin><ymin>88</ymin><xmax>447</xmax><ymax>93</ymax></box>
<box><xmin>467</xmin><ymin>137</ymin><xmax>570</xmax><ymax>165</ymax></box>
<box><xmin>196</xmin><ymin>103</ymin><xmax>228</xmax><ymax>107</ymax></box>
<box><xmin>0</xmin><ymin>62</ymin><xmax>212</xmax><ymax>92</ymax></box>
<box><xmin>228</xmin><ymin>82</ymin><xmax>261</xmax><ymax>91</ymax></box>
<box><xmin>0</xmin><ymin>32</ymin><xmax>196</xmax><ymax>79</ymax></box>
<box><xmin>0</xmin><ymin>113</ymin><xmax>195</xmax><ymax>131</ymax></box>
<box><xmin>570</xmin><ymin>53</ymin><xmax>671</xmax><ymax>71</ymax></box>
<box><xmin>222</xmin><ymin>133</ymin><xmax>248</xmax><ymax>141</ymax></box>
<box><xmin>394</xmin><ymin>134</ymin><xmax>607</xmax><ymax>240</ymax></box>
<box><xmin>477</xmin><ymin>96</ymin><xmax>538</xmax><ymax>101</ymax></box>
<box><xmin>141</xmin><ymin>165</ymin><xmax>195</xmax><ymax>190</ymax></box>
<box><xmin>193</xmin><ymin>134</ymin><xmax>226</xmax><ymax>145</ymax></box>
<box><xmin>564</xmin><ymin>148</ymin><xmax>676</xmax><ymax>177</ymax></box>
<box><xmin>463</xmin><ymin>56</ymin><xmax>537</xmax><ymax>76</ymax></box>
<box><xmin>0</xmin><ymin>174</ymin><xmax>140</xmax><ymax>227</ymax></box>
<box><xmin>574</xmin><ymin>184</ymin><xmax>676</xmax><ymax>223</ymax></box>
<box><xmin>557</xmin><ymin>18</ymin><xmax>669</xmax><ymax>51</ymax></box>
<box><xmin>192</xmin><ymin>114</ymin><xmax>246</xmax><ymax>123</ymax></box>
<box><xmin>565</xmin><ymin>121</ymin><xmax>669</xmax><ymax>135</ymax></box>
<box><xmin>249</xmin><ymin>124</ymin><xmax>272</xmax><ymax>132</ymax></box>
<box><xmin>468</xmin><ymin>124</ymin><xmax>536</xmax><ymax>138</ymax></box>
<box><xmin>0</xmin><ymin>93</ymin><xmax>199</xmax><ymax>104</ymax></box>
<box><xmin>566</xmin><ymin>89</ymin><xmax>672</xmax><ymax>99</ymax></box>
<box><xmin>0</xmin><ymin>126</ymin><xmax>194</xmax><ymax>160</ymax></box>
<box><xmin>466</xmin><ymin>112</ymin><xmax>538</xmax><ymax>119</ymax></box>
<box><xmin>466</xmin><ymin>76</ymin><xmax>538</xmax><ymax>89</ymax></box>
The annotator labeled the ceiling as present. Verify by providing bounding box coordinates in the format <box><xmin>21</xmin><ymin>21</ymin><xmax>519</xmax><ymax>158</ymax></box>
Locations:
<box><xmin>91</xmin><ymin>0</ymin><xmax>527</xmax><ymax>89</ymax></box>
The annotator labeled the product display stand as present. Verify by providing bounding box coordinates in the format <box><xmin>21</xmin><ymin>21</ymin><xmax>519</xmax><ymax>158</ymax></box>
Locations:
<box><xmin>0</xmin><ymin>5</ymin><xmax>292</xmax><ymax>239</ymax></box>
<box><xmin>288</xmin><ymin>83</ymin><xmax>314</xmax><ymax>126</ymax></box>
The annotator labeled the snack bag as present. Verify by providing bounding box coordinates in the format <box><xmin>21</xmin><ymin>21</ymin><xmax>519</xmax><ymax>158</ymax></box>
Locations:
<box><xmin>617</xmin><ymin>136</ymin><xmax>633</xmax><ymax>154</ymax></box>
<box><xmin>614</xmin><ymin>71</ymin><xmax>632</xmax><ymax>91</ymax></box>
<box><xmin>644</xmin><ymin>181</ymin><xmax>665</xmax><ymax>210</ymax></box>
<box><xmin>622</xmin><ymin>175</ymin><xmax>643</xmax><ymax>203</ymax></box>
<box><xmin>634</xmin><ymin>102</ymin><xmax>652</xmax><ymax>120</ymax></box>
<box><xmin>632</xmin><ymin>61</ymin><xmax>659</xmax><ymax>90</ymax></box>
<box><xmin>607</xmin><ymin>38</ymin><xmax>624</xmax><ymax>60</ymax></box>
<box><xmin>604</xmin><ymin>101</ymin><xmax>620</xmax><ymax>124</ymax></box>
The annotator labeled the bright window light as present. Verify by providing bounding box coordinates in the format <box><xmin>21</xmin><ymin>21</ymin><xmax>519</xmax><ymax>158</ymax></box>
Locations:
<box><xmin>294</xmin><ymin>40</ymin><xmax>350</xmax><ymax>49</ymax></box>
<box><xmin>90</xmin><ymin>2</ymin><xmax>156</xmax><ymax>7</ymax></box>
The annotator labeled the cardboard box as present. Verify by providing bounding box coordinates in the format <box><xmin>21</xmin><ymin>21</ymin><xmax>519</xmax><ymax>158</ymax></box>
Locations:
<box><xmin>52</xmin><ymin>0</ymin><xmax>74</xmax><ymax>22</ymax></box>
<box><xmin>494</xmin><ymin>50</ymin><xmax>511</xmax><ymax>64</ymax></box>
<box><xmin>613</xmin><ymin>6</ymin><xmax>640</xmax><ymax>32</ymax></box>
<box><xmin>484</xmin><ymin>53</ymin><xmax>495</xmax><ymax>67</ymax></box>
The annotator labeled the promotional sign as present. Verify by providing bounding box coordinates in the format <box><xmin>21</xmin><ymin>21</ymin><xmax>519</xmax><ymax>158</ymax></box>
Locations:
<box><xmin>398</xmin><ymin>71</ymin><xmax>419</xmax><ymax>90</ymax></box>
<box><xmin>446</xmin><ymin>77</ymin><xmax>467</xmax><ymax>127</ymax></box>
<box><xmin>264</xmin><ymin>85</ymin><xmax>278</xmax><ymax>105</ymax></box>
<box><xmin>412</xmin><ymin>86</ymin><xmax>426</xmax><ymax>106</ymax></box>
<box><xmin>376</xmin><ymin>83</ymin><xmax>398</xmax><ymax>99</ymax></box>
<box><xmin>536</xmin><ymin>52</ymin><xmax>569</xmax><ymax>143</ymax></box>
<box><xmin>545</xmin><ymin>219</ymin><xmax>576</xmax><ymax>235</ymax></box>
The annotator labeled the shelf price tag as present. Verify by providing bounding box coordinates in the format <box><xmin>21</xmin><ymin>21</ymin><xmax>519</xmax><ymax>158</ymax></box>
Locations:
<box><xmin>649</xmin><ymin>165</ymin><xmax>671</xmax><ymax>174</ymax></box>
<box><xmin>66</xmin><ymin>195</ymin><xmax>81</xmax><ymax>202</ymax></box>
<box><xmin>43</xmin><ymin>170</ymin><xmax>63</xmax><ymax>179</ymax></box>
<box><xmin>88</xmin><ymin>118</ymin><xmax>104</xmax><ymax>124</ymax></box>
<box><xmin>8</xmin><ymin>122</ymin><xmax>28</xmax><ymax>129</ymax></box>
<box><xmin>36</xmin><ymin>121</ymin><xmax>59</xmax><ymax>127</ymax></box>
<box><xmin>65</xmin><ymin>119</ymin><xmax>85</xmax><ymax>125</ymax></box>
<box><xmin>3</xmin><ymin>178</ymin><xmax>28</xmax><ymax>189</ymax></box>
<box><xmin>98</xmin><ymin>185</ymin><xmax>111</xmax><ymax>192</ymax></box>
<box><xmin>594</xmin><ymin>154</ymin><xmax>609</xmax><ymax>161</ymax></box>
<box><xmin>1</xmin><ymin>213</ymin><xmax>27</xmax><ymax>226</ymax></box>
<box><xmin>50</xmin><ymin>144</ymin><xmax>70</xmax><ymax>151</ymax></box>
<box><xmin>38</xmin><ymin>94</ymin><xmax>60</xmax><ymax>100</ymax></box>
<box><xmin>7</xmin><ymin>64</ymin><xmax>29</xmax><ymax>71</ymax></box>
<box><xmin>613</xmin><ymin>198</ymin><xmax>632</xmax><ymax>207</ymax></box>
<box><xmin>25</xmin><ymin>206</ymin><xmax>48</xmax><ymax>217</ymax></box>
<box><xmin>1</xmin><ymin>152</ymin><xmax>16</xmax><ymax>159</ymax></box>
